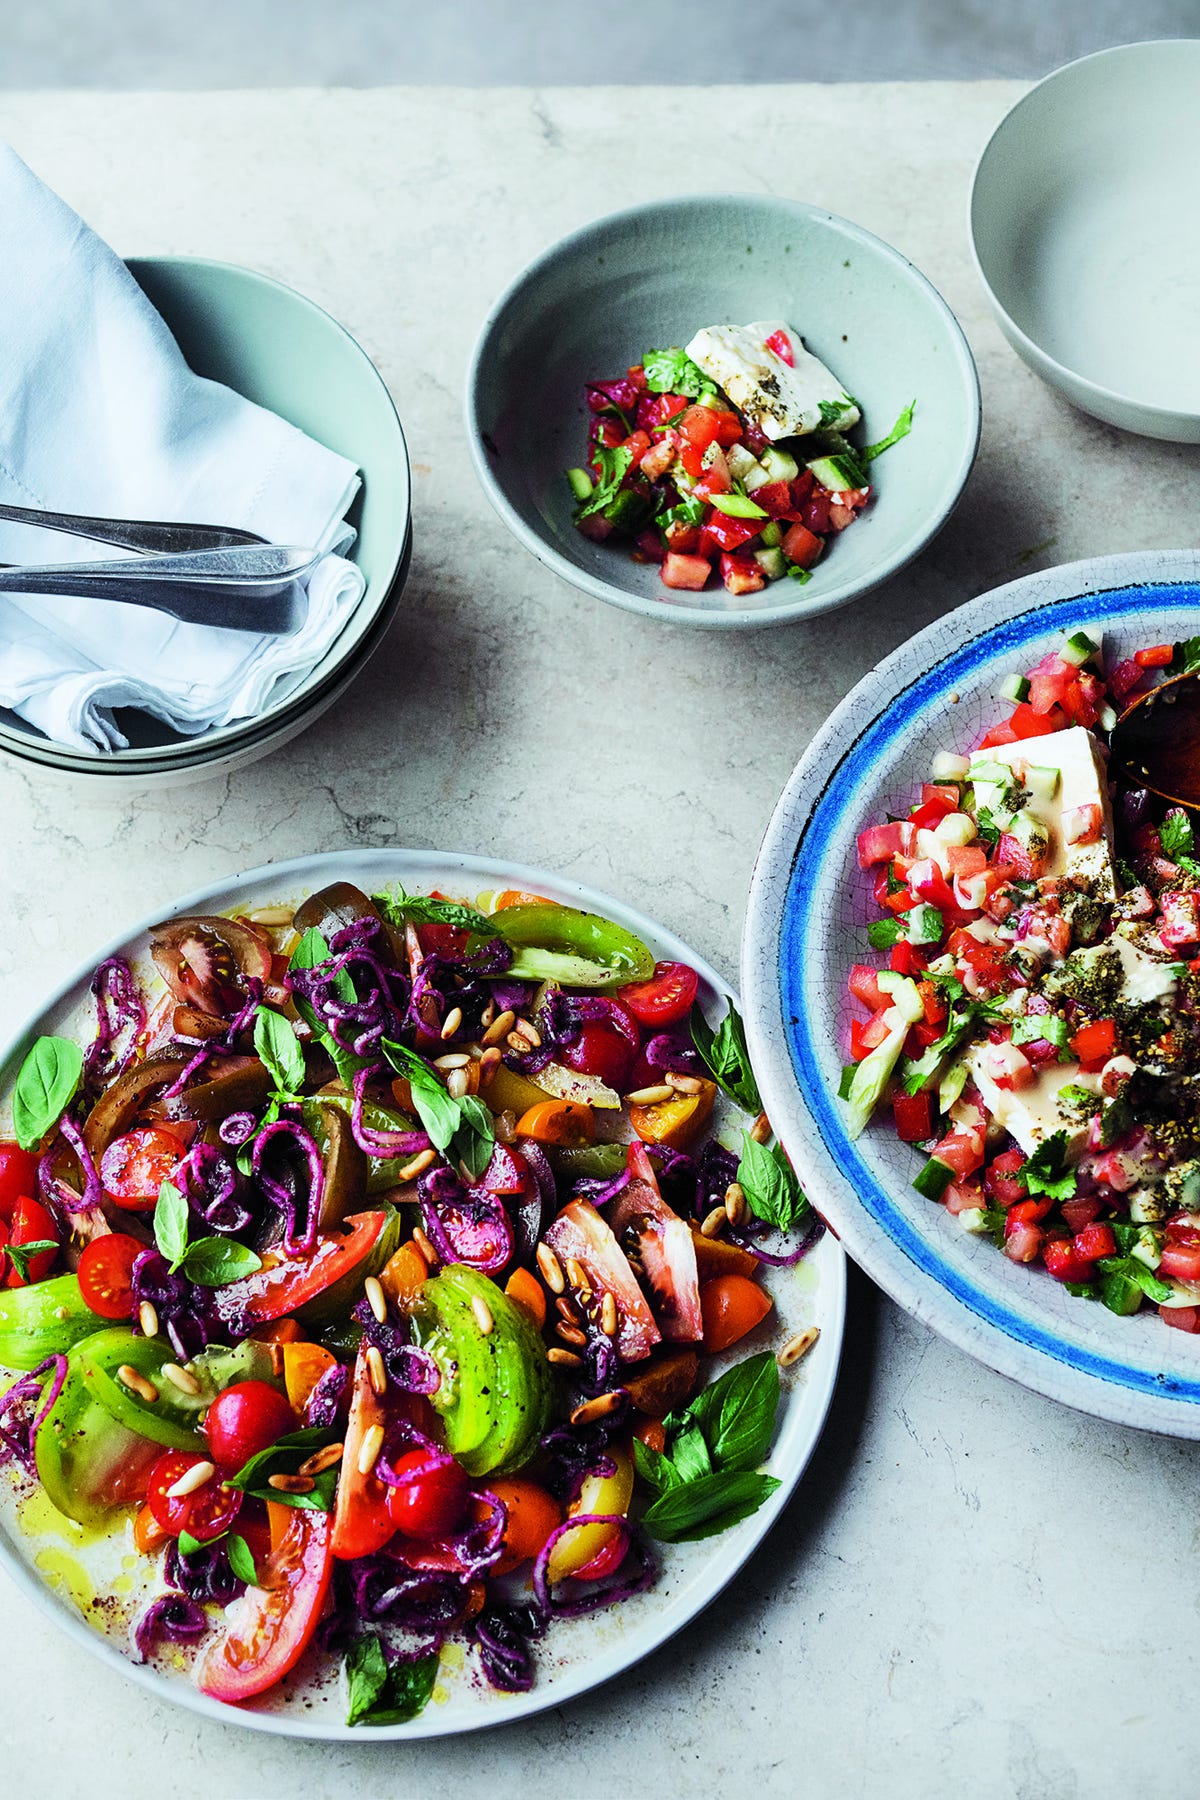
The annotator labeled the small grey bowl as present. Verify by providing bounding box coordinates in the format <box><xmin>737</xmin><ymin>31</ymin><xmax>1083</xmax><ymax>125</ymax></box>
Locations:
<box><xmin>466</xmin><ymin>194</ymin><xmax>980</xmax><ymax>630</ymax></box>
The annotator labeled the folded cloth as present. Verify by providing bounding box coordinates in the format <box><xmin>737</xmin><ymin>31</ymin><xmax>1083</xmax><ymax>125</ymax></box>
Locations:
<box><xmin>0</xmin><ymin>143</ymin><xmax>366</xmax><ymax>753</ymax></box>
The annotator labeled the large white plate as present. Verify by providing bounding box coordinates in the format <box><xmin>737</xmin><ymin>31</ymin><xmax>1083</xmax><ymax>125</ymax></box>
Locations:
<box><xmin>742</xmin><ymin>549</ymin><xmax>1200</xmax><ymax>1437</ymax></box>
<box><xmin>0</xmin><ymin>848</ymin><xmax>845</xmax><ymax>1737</ymax></box>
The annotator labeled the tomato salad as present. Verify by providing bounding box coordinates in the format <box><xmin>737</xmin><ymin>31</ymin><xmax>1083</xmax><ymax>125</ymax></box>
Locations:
<box><xmin>844</xmin><ymin>628</ymin><xmax>1200</xmax><ymax>1330</ymax></box>
<box><xmin>566</xmin><ymin>324</ymin><xmax>914</xmax><ymax>598</ymax></box>
<box><xmin>0</xmin><ymin>882</ymin><xmax>819</xmax><ymax>1723</ymax></box>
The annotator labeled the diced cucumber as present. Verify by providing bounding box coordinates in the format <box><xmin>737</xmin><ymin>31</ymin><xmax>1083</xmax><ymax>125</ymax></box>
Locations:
<box><xmin>912</xmin><ymin>1156</ymin><xmax>954</xmax><ymax>1201</ymax></box>
<box><xmin>807</xmin><ymin>454</ymin><xmax>862</xmax><ymax>494</ymax></box>
<box><xmin>932</xmin><ymin>812</ymin><xmax>976</xmax><ymax>847</ymax></box>
<box><xmin>997</xmin><ymin>674</ymin><xmax>1030</xmax><ymax>703</ymax></box>
<box><xmin>760</xmin><ymin>445</ymin><xmax>799</xmax><ymax>483</ymax></box>
<box><xmin>876</xmin><ymin>973</ymin><xmax>924</xmax><ymax>1024</ymax></box>
<box><xmin>742</xmin><ymin>462</ymin><xmax>772</xmax><ymax>493</ymax></box>
<box><xmin>1131</xmin><ymin>1226</ymin><xmax>1163</xmax><ymax>1271</ymax></box>
<box><xmin>1023</xmin><ymin>765</ymin><xmax>1060</xmax><ymax>804</ymax></box>
<box><xmin>725</xmin><ymin>442</ymin><xmax>759</xmax><ymax>481</ymax></box>
<box><xmin>753</xmin><ymin>546</ymin><xmax>787</xmax><ymax>581</ymax></box>
<box><xmin>566</xmin><ymin>467</ymin><xmax>594</xmax><ymax>502</ymax></box>
<box><xmin>1063</xmin><ymin>629</ymin><xmax>1100</xmax><ymax>667</ymax></box>
<box><xmin>932</xmin><ymin>752</ymin><xmax>971</xmax><ymax>782</ymax></box>
<box><xmin>760</xmin><ymin>520</ymin><xmax>783</xmax><ymax>548</ymax></box>
<box><xmin>938</xmin><ymin>1060</ymin><xmax>969</xmax><ymax>1113</ymax></box>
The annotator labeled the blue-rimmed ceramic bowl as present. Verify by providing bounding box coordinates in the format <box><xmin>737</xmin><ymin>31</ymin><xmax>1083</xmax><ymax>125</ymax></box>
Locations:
<box><xmin>742</xmin><ymin>548</ymin><xmax>1200</xmax><ymax>1436</ymax></box>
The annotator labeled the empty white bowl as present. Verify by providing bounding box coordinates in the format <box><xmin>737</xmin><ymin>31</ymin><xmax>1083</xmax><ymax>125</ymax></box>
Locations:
<box><xmin>971</xmin><ymin>41</ymin><xmax>1200</xmax><ymax>442</ymax></box>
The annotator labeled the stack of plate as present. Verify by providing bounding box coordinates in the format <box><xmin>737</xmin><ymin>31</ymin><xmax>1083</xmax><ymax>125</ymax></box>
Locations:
<box><xmin>0</xmin><ymin>257</ymin><xmax>412</xmax><ymax>788</ymax></box>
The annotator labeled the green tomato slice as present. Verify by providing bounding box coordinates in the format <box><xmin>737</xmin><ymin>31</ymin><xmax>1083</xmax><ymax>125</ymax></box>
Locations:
<box><xmin>493</xmin><ymin>904</ymin><xmax>654</xmax><ymax>990</ymax></box>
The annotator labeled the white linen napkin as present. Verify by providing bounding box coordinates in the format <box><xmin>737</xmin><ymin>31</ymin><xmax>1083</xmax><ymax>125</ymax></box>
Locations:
<box><xmin>0</xmin><ymin>143</ymin><xmax>367</xmax><ymax>753</ymax></box>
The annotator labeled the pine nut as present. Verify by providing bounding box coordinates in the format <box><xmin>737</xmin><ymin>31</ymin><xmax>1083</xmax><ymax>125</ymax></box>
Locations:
<box><xmin>161</xmin><ymin>1362</ymin><xmax>202</xmax><ymax>1397</ymax></box>
<box><xmin>433</xmin><ymin>1052</ymin><xmax>471</xmax><ymax>1070</ymax></box>
<box><xmin>478</xmin><ymin>1047</ymin><xmax>502</xmax><ymax>1087</ymax></box>
<box><xmin>600</xmin><ymin>1291</ymin><xmax>618</xmax><ymax>1337</ymax></box>
<box><xmin>536</xmin><ymin>1243</ymin><xmax>565</xmax><ymax>1293</ymax></box>
<box><xmin>701</xmin><ymin>1205</ymin><xmax>727</xmax><ymax>1238</ymax></box>
<box><xmin>556</xmin><ymin>1295</ymin><xmax>581</xmax><ymax>1324</ymax></box>
<box><xmin>138</xmin><ymin>1301</ymin><xmax>159</xmax><ymax>1339</ymax></box>
<box><xmin>506</xmin><ymin>1031</ymin><xmax>529</xmax><ymax>1054</ymax></box>
<box><xmin>412</xmin><ymin>1226</ymin><xmax>438</xmax><ymax>1266</ymax></box>
<box><xmin>483</xmin><ymin>1009</ymin><xmax>515</xmax><ymax>1046</ymax></box>
<box><xmin>565</xmin><ymin>1258</ymin><xmax>587</xmax><ymax>1290</ymax></box>
<box><xmin>515</xmin><ymin>1018</ymin><xmax>541</xmax><ymax>1048</ymax></box>
<box><xmin>557</xmin><ymin>1322</ymin><xmax>587</xmax><ymax>1348</ymax></box>
<box><xmin>298</xmin><ymin>1442</ymin><xmax>344</xmax><ymax>1477</ymax></box>
<box><xmin>364</xmin><ymin>1276</ymin><xmax>387</xmax><ymax>1324</ymax></box>
<box><xmin>778</xmin><ymin>1326</ymin><xmax>820</xmax><ymax>1369</ymax></box>
<box><xmin>547</xmin><ymin>1348</ymin><xmax>583</xmax><ymax>1368</ymax></box>
<box><xmin>245</xmin><ymin>904</ymin><xmax>295</xmax><ymax>927</ymax></box>
<box><xmin>267</xmin><ymin>1343</ymin><xmax>285</xmax><ymax>1377</ymax></box>
<box><xmin>626</xmin><ymin>1083</ymin><xmax>674</xmax><ymax>1105</ymax></box>
<box><xmin>440</xmin><ymin>1006</ymin><xmax>464</xmax><ymax>1040</ymax></box>
<box><xmin>724</xmin><ymin>1182</ymin><xmax>748</xmax><ymax>1227</ymax></box>
<box><xmin>165</xmin><ymin>1459</ymin><xmax>215</xmax><ymax>1499</ymax></box>
<box><xmin>357</xmin><ymin>1422</ymin><xmax>385</xmax><ymax>1476</ymax></box>
<box><xmin>118</xmin><ymin>1365</ymin><xmax>159</xmax><ymax>1404</ymax></box>
<box><xmin>446</xmin><ymin>1068</ymin><xmax>469</xmax><ymax>1100</ymax></box>
<box><xmin>269</xmin><ymin>1472</ymin><xmax>316</xmax><ymax>1494</ymax></box>
<box><xmin>750</xmin><ymin>1111</ymin><xmax>772</xmax><ymax>1144</ymax></box>
<box><xmin>398</xmin><ymin>1148</ymin><xmax>437</xmax><ymax>1181</ymax></box>
<box><xmin>472</xmin><ymin>1294</ymin><xmax>494</xmax><ymax>1335</ymax></box>
<box><xmin>570</xmin><ymin>1391</ymin><xmax>623</xmax><ymax>1426</ymax></box>
<box><xmin>666</xmin><ymin>1072</ymin><xmax>703</xmax><ymax>1095</ymax></box>
<box><xmin>366</xmin><ymin>1345</ymin><xmax>388</xmax><ymax>1396</ymax></box>
<box><xmin>481</xmin><ymin>998</ymin><xmax>496</xmax><ymax>1028</ymax></box>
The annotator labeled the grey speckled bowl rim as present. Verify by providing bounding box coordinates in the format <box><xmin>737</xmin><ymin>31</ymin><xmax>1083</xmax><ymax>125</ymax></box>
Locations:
<box><xmin>464</xmin><ymin>193</ymin><xmax>981</xmax><ymax>631</ymax></box>
<box><xmin>0</xmin><ymin>847</ymin><xmax>845</xmax><ymax>1738</ymax></box>
<box><xmin>968</xmin><ymin>41</ymin><xmax>1200</xmax><ymax>432</ymax></box>
<box><xmin>0</xmin><ymin>255</ymin><xmax>411</xmax><ymax>770</ymax></box>
<box><xmin>742</xmin><ymin>547</ymin><xmax>1200</xmax><ymax>1436</ymax></box>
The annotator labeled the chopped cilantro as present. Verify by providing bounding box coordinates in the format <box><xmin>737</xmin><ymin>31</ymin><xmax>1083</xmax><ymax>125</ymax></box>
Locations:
<box><xmin>1016</xmin><ymin>1132</ymin><xmax>1077</xmax><ymax>1202</ymax></box>
<box><xmin>574</xmin><ymin>444</ymin><xmax>632</xmax><ymax>521</ymax></box>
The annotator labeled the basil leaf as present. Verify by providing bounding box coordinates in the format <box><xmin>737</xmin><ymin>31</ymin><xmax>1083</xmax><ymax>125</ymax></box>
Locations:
<box><xmin>225</xmin><ymin>1532</ymin><xmax>260</xmax><ymax>1586</ymax></box>
<box><xmin>2</xmin><ymin>1239</ymin><xmax>57</xmax><ymax>1282</ymax></box>
<box><xmin>289</xmin><ymin>926</ymin><xmax>355</xmax><ymax>1002</ymax></box>
<box><xmin>154</xmin><ymin>1178</ymin><xmax>190</xmax><ymax>1270</ymax></box>
<box><xmin>708</xmin><ymin>492</ymin><xmax>768</xmax><ymax>520</ymax></box>
<box><xmin>180</xmin><ymin>1236</ymin><xmax>263</xmax><ymax>1288</ymax></box>
<box><xmin>450</xmin><ymin>1093</ymin><xmax>495</xmax><ymax>1182</ymax></box>
<box><xmin>736</xmin><ymin>1133</ymin><xmax>809</xmax><ymax>1234</ymax></box>
<box><xmin>1096</xmin><ymin>1254</ymin><xmax>1173</xmax><ymax>1304</ymax></box>
<box><xmin>225</xmin><ymin>1425</ymin><xmax>338</xmax><ymax>1511</ymax></box>
<box><xmin>632</xmin><ymin>1438</ymin><xmax>682</xmax><ymax>1495</ymax></box>
<box><xmin>641</xmin><ymin>346</ymin><xmax>717</xmax><ymax>401</ymax></box>
<box><xmin>683</xmin><ymin>1350</ymin><xmax>781</xmax><ymax>1474</ymax></box>
<box><xmin>253</xmin><ymin>1004</ymin><xmax>305</xmax><ymax>1098</ymax></box>
<box><xmin>176</xmin><ymin>1529</ymin><xmax>211</xmax><ymax>1558</ymax></box>
<box><xmin>371</xmin><ymin>886</ymin><xmax>495</xmax><ymax>939</ymax></box>
<box><xmin>668</xmin><ymin>1419</ymin><xmax>714</xmax><ymax>1485</ymax></box>
<box><xmin>345</xmin><ymin>1632</ymin><xmax>439</xmax><ymax>1727</ymax></box>
<box><xmin>11</xmin><ymin>1035</ymin><xmax>83</xmax><ymax>1152</ymax></box>
<box><xmin>690</xmin><ymin>1002</ymin><xmax>761</xmax><ymax>1115</ymax></box>
<box><xmin>382</xmin><ymin>1040</ymin><xmax>460</xmax><ymax>1153</ymax></box>
<box><xmin>641</xmin><ymin>1471</ymin><xmax>782</xmax><ymax>1543</ymax></box>
<box><xmin>861</xmin><ymin>399</ymin><xmax>916</xmax><ymax>463</ymax></box>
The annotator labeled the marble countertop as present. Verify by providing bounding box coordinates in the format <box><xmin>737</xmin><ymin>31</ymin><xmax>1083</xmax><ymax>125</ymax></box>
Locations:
<box><xmin>0</xmin><ymin>81</ymin><xmax>1197</xmax><ymax>1800</ymax></box>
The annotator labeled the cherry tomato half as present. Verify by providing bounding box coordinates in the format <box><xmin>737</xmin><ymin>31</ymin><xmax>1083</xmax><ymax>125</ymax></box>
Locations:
<box><xmin>204</xmin><ymin>1380</ymin><xmax>296</xmax><ymax>1471</ymax></box>
<box><xmin>0</xmin><ymin>1143</ymin><xmax>39</xmax><ymax>1225</ymax></box>
<box><xmin>77</xmin><ymin>1233</ymin><xmax>144</xmax><ymax>1320</ymax></box>
<box><xmin>618</xmin><ymin>960</ymin><xmax>699</xmax><ymax>1028</ymax></box>
<box><xmin>147</xmin><ymin>1450</ymin><xmax>243</xmax><ymax>1541</ymax></box>
<box><xmin>385</xmin><ymin>1450</ymin><xmax>471</xmax><ymax>1541</ymax></box>
<box><xmin>3</xmin><ymin>1194</ymin><xmax>58</xmax><ymax>1288</ymax></box>
<box><xmin>559</xmin><ymin>999</ymin><xmax>640</xmax><ymax>1090</ymax></box>
<box><xmin>99</xmin><ymin>1126</ymin><xmax>186</xmax><ymax>1213</ymax></box>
